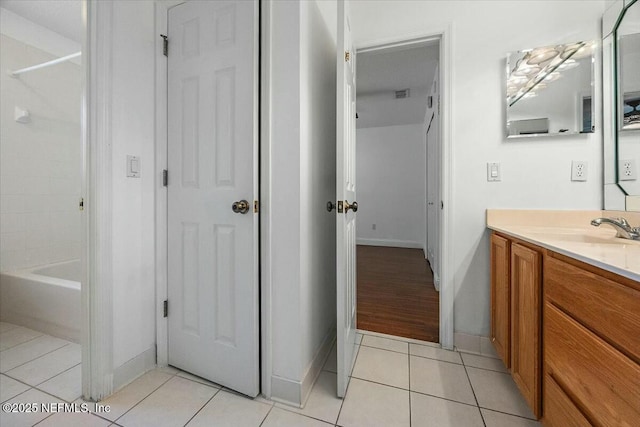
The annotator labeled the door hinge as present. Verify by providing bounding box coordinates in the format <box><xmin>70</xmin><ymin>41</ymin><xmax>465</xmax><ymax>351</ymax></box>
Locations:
<box><xmin>163</xmin><ymin>300</ymin><xmax>168</xmax><ymax>317</ymax></box>
<box><xmin>254</xmin><ymin>200</ymin><xmax>259</xmax><ymax>213</ymax></box>
<box><xmin>79</xmin><ymin>197</ymin><xmax>84</xmax><ymax>211</ymax></box>
<box><xmin>441</xmin><ymin>201</ymin><xmax>444</xmax><ymax>210</ymax></box>
<box><xmin>163</xmin><ymin>169</ymin><xmax>168</xmax><ymax>186</ymax></box>
<box><xmin>345</xmin><ymin>51</ymin><xmax>350</xmax><ymax>62</ymax></box>
<box><xmin>161</xmin><ymin>34</ymin><xmax>168</xmax><ymax>56</ymax></box>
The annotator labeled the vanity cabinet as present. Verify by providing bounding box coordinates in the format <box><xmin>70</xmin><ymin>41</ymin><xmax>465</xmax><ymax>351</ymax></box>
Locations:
<box><xmin>490</xmin><ymin>234</ymin><xmax>510</xmax><ymax>367</ymax></box>
<box><xmin>543</xmin><ymin>253</ymin><xmax>640</xmax><ymax>427</ymax></box>
<box><xmin>490</xmin><ymin>230</ymin><xmax>640</xmax><ymax>425</ymax></box>
<box><xmin>510</xmin><ymin>243</ymin><xmax>541</xmax><ymax>418</ymax></box>
<box><xmin>490</xmin><ymin>232</ymin><xmax>542</xmax><ymax>418</ymax></box>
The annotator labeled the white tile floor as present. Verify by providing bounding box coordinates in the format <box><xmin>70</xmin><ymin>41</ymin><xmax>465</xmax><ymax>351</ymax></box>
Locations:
<box><xmin>0</xmin><ymin>323</ymin><xmax>541</xmax><ymax>427</ymax></box>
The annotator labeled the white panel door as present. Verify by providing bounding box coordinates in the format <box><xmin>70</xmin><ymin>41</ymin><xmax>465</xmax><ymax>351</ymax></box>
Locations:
<box><xmin>167</xmin><ymin>0</ymin><xmax>259</xmax><ymax>397</ymax></box>
<box><xmin>426</xmin><ymin>78</ymin><xmax>441</xmax><ymax>288</ymax></box>
<box><xmin>336</xmin><ymin>0</ymin><xmax>358</xmax><ymax>398</ymax></box>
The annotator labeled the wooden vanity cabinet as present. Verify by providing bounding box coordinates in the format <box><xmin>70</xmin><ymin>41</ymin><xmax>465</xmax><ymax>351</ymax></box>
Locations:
<box><xmin>490</xmin><ymin>233</ymin><xmax>510</xmax><ymax>368</ymax></box>
<box><xmin>542</xmin><ymin>253</ymin><xmax>640</xmax><ymax>427</ymax></box>
<box><xmin>510</xmin><ymin>243</ymin><xmax>541</xmax><ymax>418</ymax></box>
<box><xmin>490</xmin><ymin>232</ymin><xmax>542</xmax><ymax>418</ymax></box>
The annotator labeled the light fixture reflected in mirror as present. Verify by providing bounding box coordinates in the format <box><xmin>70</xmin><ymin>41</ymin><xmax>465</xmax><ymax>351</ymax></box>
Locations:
<box><xmin>507</xmin><ymin>41</ymin><xmax>595</xmax><ymax>107</ymax></box>
<box><xmin>506</xmin><ymin>40</ymin><xmax>596</xmax><ymax>137</ymax></box>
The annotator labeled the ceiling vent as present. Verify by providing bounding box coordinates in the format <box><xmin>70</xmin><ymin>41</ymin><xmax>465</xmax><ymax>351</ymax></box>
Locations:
<box><xmin>395</xmin><ymin>89</ymin><xmax>410</xmax><ymax>99</ymax></box>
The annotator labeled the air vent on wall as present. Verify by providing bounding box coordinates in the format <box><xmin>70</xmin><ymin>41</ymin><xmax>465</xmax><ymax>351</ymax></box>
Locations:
<box><xmin>395</xmin><ymin>89</ymin><xmax>410</xmax><ymax>99</ymax></box>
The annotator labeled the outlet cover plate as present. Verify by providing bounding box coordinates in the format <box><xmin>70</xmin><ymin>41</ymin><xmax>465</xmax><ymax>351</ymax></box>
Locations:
<box><xmin>571</xmin><ymin>160</ymin><xmax>587</xmax><ymax>181</ymax></box>
<box><xmin>619</xmin><ymin>159</ymin><xmax>637</xmax><ymax>181</ymax></box>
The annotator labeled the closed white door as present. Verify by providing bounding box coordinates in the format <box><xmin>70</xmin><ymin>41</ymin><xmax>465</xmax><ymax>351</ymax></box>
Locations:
<box><xmin>167</xmin><ymin>0</ymin><xmax>259</xmax><ymax>397</ymax></box>
<box><xmin>336</xmin><ymin>0</ymin><xmax>358</xmax><ymax>398</ymax></box>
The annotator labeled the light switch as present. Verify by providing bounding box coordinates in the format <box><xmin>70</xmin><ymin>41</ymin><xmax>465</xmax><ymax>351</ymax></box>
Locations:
<box><xmin>487</xmin><ymin>162</ymin><xmax>501</xmax><ymax>182</ymax></box>
<box><xmin>127</xmin><ymin>155</ymin><xmax>140</xmax><ymax>178</ymax></box>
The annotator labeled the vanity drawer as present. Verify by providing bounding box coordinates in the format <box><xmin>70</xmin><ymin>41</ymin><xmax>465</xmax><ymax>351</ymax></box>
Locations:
<box><xmin>544</xmin><ymin>255</ymin><xmax>640</xmax><ymax>362</ymax></box>
<box><xmin>544</xmin><ymin>303</ymin><xmax>640</xmax><ymax>426</ymax></box>
<box><xmin>542</xmin><ymin>374</ymin><xmax>590</xmax><ymax>427</ymax></box>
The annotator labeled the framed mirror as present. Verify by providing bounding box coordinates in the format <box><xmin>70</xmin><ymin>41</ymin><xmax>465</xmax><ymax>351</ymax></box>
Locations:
<box><xmin>505</xmin><ymin>41</ymin><xmax>596</xmax><ymax>138</ymax></box>
<box><xmin>603</xmin><ymin>0</ymin><xmax>640</xmax><ymax>211</ymax></box>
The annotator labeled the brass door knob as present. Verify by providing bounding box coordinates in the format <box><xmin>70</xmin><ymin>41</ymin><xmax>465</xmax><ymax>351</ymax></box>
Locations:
<box><xmin>327</xmin><ymin>201</ymin><xmax>336</xmax><ymax>212</ymax></box>
<box><xmin>345</xmin><ymin>200</ymin><xmax>358</xmax><ymax>213</ymax></box>
<box><xmin>232</xmin><ymin>200</ymin><xmax>250</xmax><ymax>214</ymax></box>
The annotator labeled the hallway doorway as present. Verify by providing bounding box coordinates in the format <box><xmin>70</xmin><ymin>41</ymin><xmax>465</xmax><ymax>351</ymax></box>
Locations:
<box><xmin>355</xmin><ymin>39</ymin><xmax>441</xmax><ymax>344</ymax></box>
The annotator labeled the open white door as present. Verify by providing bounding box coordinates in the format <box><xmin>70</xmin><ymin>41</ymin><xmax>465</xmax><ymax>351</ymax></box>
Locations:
<box><xmin>167</xmin><ymin>0</ymin><xmax>259</xmax><ymax>397</ymax></box>
<box><xmin>336</xmin><ymin>0</ymin><xmax>358</xmax><ymax>398</ymax></box>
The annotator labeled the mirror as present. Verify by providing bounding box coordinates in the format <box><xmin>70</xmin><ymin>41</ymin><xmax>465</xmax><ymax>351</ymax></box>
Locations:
<box><xmin>604</xmin><ymin>0</ymin><xmax>640</xmax><ymax>210</ymax></box>
<box><xmin>505</xmin><ymin>41</ymin><xmax>596</xmax><ymax>138</ymax></box>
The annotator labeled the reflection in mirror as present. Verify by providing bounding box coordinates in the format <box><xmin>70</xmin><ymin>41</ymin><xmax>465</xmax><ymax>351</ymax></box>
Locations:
<box><xmin>616</xmin><ymin>0</ymin><xmax>640</xmax><ymax>198</ymax></box>
<box><xmin>505</xmin><ymin>41</ymin><xmax>596</xmax><ymax>138</ymax></box>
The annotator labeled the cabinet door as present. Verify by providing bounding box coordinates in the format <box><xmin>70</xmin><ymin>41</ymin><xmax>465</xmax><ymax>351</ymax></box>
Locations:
<box><xmin>490</xmin><ymin>233</ymin><xmax>510</xmax><ymax>368</ymax></box>
<box><xmin>511</xmin><ymin>243</ymin><xmax>542</xmax><ymax>418</ymax></box>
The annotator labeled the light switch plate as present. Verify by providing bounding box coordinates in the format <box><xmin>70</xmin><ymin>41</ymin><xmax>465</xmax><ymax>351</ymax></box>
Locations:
<box><xmin>127</xmin><ymin>155</ymin><xmax>140</xmax><ymax>178</ymax></box>
<box><xmin>487</xmin><ymin>162</ymin><xmax>501</xmax><ymax>182</ymax></box>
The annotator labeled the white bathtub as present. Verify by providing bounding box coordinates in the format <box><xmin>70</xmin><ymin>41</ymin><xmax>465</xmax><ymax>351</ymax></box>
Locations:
<box><xmin>0</xmin><ymin>260</ymin><xmax>81</xmax><ymax>343</ymax></box>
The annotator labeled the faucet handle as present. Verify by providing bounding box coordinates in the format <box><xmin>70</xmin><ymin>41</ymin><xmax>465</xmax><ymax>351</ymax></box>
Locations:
<box><xmin>617</xmin><ymin>217</ymin><xmax>630</xmax><ymax>228</ymax></box>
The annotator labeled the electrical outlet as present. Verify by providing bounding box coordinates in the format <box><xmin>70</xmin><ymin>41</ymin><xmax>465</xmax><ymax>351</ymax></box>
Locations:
<box><xmin>372</xmin><ymin>224</ymin><xmax>376</xmax><ymax>230</ymax></box>
<box><xmin>619</xmin><ymin>159</ymin><xmax>637</xmax><ymax>181</ymax></box>
<box><xmin>571</xmin><ymin>161</ymin><xmax>588</xmax><ymax>181</ymax></box>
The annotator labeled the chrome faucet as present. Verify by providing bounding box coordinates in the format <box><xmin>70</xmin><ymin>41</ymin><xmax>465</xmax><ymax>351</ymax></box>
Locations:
<box><xmin>590</xmin><ymin>217</ymin><xmax>640</xmax><ymax>240</ymax></box>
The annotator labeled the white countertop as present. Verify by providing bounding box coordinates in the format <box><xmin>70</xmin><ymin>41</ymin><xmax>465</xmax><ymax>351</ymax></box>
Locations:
<box><xmin>487</xmin><ymin>210</ymin><xmax>640</xmax><ymax>282</ymax></box>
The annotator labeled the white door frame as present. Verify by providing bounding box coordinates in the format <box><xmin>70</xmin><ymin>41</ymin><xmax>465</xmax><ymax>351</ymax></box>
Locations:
<box><xmin>356</xmin><ymin>27</ymin><xmax>454</xmax><ymax>350</ymax></box>
<box><xmin>83</xmin><ymin>0</ymin><xmax>115</xmax><ymax>400</ymax></box>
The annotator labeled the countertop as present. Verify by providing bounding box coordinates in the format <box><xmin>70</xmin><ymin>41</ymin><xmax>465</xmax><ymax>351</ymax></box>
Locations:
<box><xmin>487</xmin><ymin>209</ymin><xmax>640</xmax><ymax>282</ymax></box>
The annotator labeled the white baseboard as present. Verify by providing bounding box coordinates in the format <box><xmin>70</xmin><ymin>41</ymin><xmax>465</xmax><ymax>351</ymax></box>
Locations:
<box><xmin>270</xmin><ymin>327</ymin><xmax>335</xmax><ymax>407</ymax></box>
<box><xmin>112</xmin><ymin>346</ymin><xmax>157</xmax><ymax>392</ymax></box>
<box><xmin>454</xmin><ymin>332</ymin><xmax>499</xmax><ymax>359</ymax></box>
<box><xmin>356</xmin><ymin>238</ymin><xmax>423</xmax><ymax>249</ymax></box>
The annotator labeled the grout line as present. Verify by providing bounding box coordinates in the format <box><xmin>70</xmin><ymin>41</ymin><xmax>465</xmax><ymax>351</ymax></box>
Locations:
<box><xmin>112</xmin><ymin>370</ymin><xmax>175</xmax><ymax>423</ymax></box>
<box><xmin>408</xmin><ymin>353</ymin><xmax>463</xmax><ymax>367</ymax></box>
<box><xmin>479</xmin><ymin>406</ymin><xmax>538</xmax><ymax>421</ymax></box>
<box><xmin>182</xmin><ymin>387</ymin><xmax>220</xmax><ymax>426</ymax></box>
<box><xmin>335</xmin><ymin>341</ymin><xmax>362</xmax><ymax>425</ymax></box>
<box><xmin>409</xmin><ymin>388</ymin><xmax>482</xmax><ymax>409</ymax></box>
<box><xmin>462</xmin><ymin>362</ymin><xmax>486</xmax><ymax>427</ymax></box>
<box><xmin>3</xmin><ymin>343</ymin><xmax>74</xmax><ymax>378</ymax></box>
<box><xmin>258</xmin><ymin>403</ymin><xmax>275</xmax><ymax>427</ymax></box>
<box><xmin>408</xmin><ymin>350</ymin><xmax>412</xmax><ymax>427</ymax></box>
<box><xmin>357</xmin><ymin>329</ymin><xmax>440</xmax><ymax>348</ymax></box>
<box><xmin>0</xmin><ymin>333</ymin><xmax>44</xmax><ymax>353</ymax></box>
<box><xmin>275</xmin><ymin>404</ymin><xmax>337</xmax><ymax>426</ymax></box>
<box><xmin>0</xmin><ymin>337</ymin><xmax>70</xmax><ymax>373</ymax></box>
<box><xmin>32</xmin><ymin>363</ymin><xmax>81</xmax><ymax>403</ymax></box>
<box><xmin>359</xmin><ymin>343</ymin><xmax>409</xmax><ymax>356</ymax></box>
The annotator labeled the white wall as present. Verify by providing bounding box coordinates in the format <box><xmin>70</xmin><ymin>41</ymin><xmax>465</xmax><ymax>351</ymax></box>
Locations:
<box><xmin>109</xmin><ymin>0</ymin><xmax>156</xmax><ymax>378</ymax></box>
<box><xmin>351</xmin><ymin>0</ymin><xmax>606</xmax><ymax>339</ymax></box>
<box><xmin>267</xmin><ymin>0</ymin><xmax>336</xmax><ymax>405</ymax></box>
<box><xmin>356</xmin><ymin>124</ymin><xmax>426</xmax><ymax>249</ymax></box>
<box><xmin>0</xmin><ymin>33</ymin><xmax>81</xmax><ymax>271</ymax></box>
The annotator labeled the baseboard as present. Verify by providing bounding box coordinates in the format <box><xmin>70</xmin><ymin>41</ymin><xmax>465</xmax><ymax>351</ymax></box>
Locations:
<box><xmin>270</xmin><ymin>327</ymin><xmax>335</xmax><ymax>408</ymax></box>
<box><xmin>301</xmin><ymin>327</ymin><xmax>335</xmax><ymax>407</ymax></box>
<box><xmin>454</xmin><ymin>332</ymin><xmax>499</xmax><ymax>359</ymax></box>
<box><xmin>270</xmin><ymin>375</ymin><xmax>302</xmax><ymax>407</ymax></box>
<box><xmin>112</xmin><ymin>346</ymin><xmax>157</xmax><ymax>392</ymax></box>
<box><xmin>356</xmin><ymin>238</ymin><xmax>423</xmax><ymax>249</ymax></box>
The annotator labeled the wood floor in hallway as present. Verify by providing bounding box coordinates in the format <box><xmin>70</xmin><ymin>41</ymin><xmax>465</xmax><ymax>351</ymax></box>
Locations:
<box><xmin>357</xmin><ymin>245</ymin><xmax>439</xmax><ymax>343</ymax></box>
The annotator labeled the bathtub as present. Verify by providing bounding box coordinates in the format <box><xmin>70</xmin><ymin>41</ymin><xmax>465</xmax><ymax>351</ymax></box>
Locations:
<box><xmin>0</xmin><ymin>260</ymin><xmax>81</xmax><ymax>343</ymax></box>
